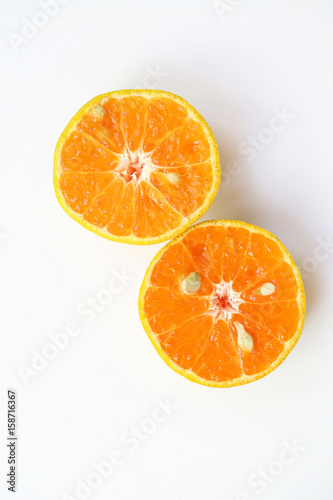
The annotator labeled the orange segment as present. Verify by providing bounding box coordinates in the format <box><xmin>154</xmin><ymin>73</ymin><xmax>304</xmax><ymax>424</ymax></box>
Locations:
<box><xmin>132</xmin><ymin>181</ymin><xmax>182</xmax><ymax>238</ymax></box>
<box><xmin>158</xmin><ymin>316</ymin><xmax>242</xmax><ymax>381</ymax></box>
<box><xmin>149</xmin><ymin>241</ymin><xmax>214</xmax><ymax>295</ymax></box>
<box><xmin>121</xmin><ymin>96</ymin><xmax>147</xmax><ymax>152</ymax></box>
<box><xmin>143</xmin><ymin>98</ymin><xmax>188</xmax><ymax>153</ymax></box>
<box><xmin>229</xmin><ymin>315</ymin><xmax>284</xmax><ymax>376</ymax></box>
<box><xmin>222</xmin><ymin>226</ymin><xmax>251</xmax><ymax>282</ymax></box>
<box><xmin>144</xmin><ymin>287</ymin><xmax>210</xmax><ymax>334</ymax></box>
<box><xmin>151</xmin><ymin>119</ymin><xmax>211</xmax><ymax>167</ymax></box>
<box><xmin>139</xmin><ymin>220</ymin><xmax>306</xmax><ymax>387</ymax></box>
<box><xmin>149</xmin><ymin>163</ymin><xmax>213</xmax><ymax>217</ymax></box>
<box><xmin>59</xmin><ymin>172</ymin><xmax>115</xmax><ymax>214</ymax></box>
<box><xmin>191</xmin><ymin>319</ymin><xmax>242</xmax><ymax>382</ymax></box>
<box><xmin>83</xmin><ymin>176</ymin><xmax>125</xmax><ymax>227</ymax></box>
<box><xmin>232</xmin><ymin>232</ymin><xmax>284</xmax><ymax>292</ymax></box>
<box><xmin>54</xmin><ymin>90</ymin><xmax>220</xmax><ymax>244</ymax></box>
<box><xmin>106</xmin><ymin>182</ymin><xmax>135</xmax><ymax>237</ymax></box>
<box><xmin>240</xmin><ymin>261</ymin><xmax>299</xmax><ymax>303</ymax></box>
<box><xmin>182</xmin><ymin>225</ymin><xmax>225</xmax><ymax>283</ymax></box>
<box><xmin>239</xmin><ymin>300</ymin><xmax>301</xmax><ymax>342</ymax></box>
<box><xmin>77</xmin><ymin>98</ymin><xmax>126</xmax><ymax>154</ymax></box>
<box><xmin>61</xmin><ymin>131</ymin><xmax>119</xmax><ymax>172</ymax></box>
<box><xmin>157</xmin><ymin>315</ymin><xmax>214</xmax><ymax>371</ymax></box>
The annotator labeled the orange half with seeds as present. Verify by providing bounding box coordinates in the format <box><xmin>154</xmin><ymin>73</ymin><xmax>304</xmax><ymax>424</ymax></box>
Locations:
<box><xmin>53</xmin><ymin>90</ymin><xmax>220</xmax><ymax>244</ymax></box>
<box><xmin>139</xmin><ymin>220</ymin><xmax>306</xmax><ymax>387</ymax></box>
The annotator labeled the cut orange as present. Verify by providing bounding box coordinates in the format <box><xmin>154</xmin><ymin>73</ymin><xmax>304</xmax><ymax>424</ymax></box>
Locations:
<box><xmin>139</xmin><ymin>220</ymin><xmax>305</xmax><ymax>387</ymax></box>
<box><xmin>53</xmin><ymin>90</ymin><xmax>220</xmax><ymax>244</ymax></box>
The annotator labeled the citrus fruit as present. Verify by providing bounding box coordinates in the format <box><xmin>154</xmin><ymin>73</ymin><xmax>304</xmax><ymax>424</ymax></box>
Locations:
<box><xmin>139</xmin><ymin>220</ymin><xmax>305</xmax><ymax>387</ymax></box>
<box><xmin>53</xmin><ymin>90</ymin><xmax>220</xmax><ymax>244</ymax></box>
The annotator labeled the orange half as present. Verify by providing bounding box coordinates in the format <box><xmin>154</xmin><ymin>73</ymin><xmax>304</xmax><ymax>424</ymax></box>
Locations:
<box><xmin>53</xmin><ymin>90</ymin><xmax>220</xmax><ymax>244</ymax></box>
<box><xmin>139</xmin><ymin>220</ymin><xmax>306</xmax><ymax>387</ymax></box>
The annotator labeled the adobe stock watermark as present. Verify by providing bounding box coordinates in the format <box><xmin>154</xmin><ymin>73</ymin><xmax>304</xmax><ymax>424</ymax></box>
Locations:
<box><xmin>220</xmin><ymin>107</ymin><xmax>296</xmax><ymax>188</ymax></box>
<box><xmin>61</xmin><ymin>397</ymin><xmax>178</xmax><ymax>500</ymax></box>
<box><xmin>17</xmin><ymin>268</ymin><xmax>135</xmax><ymax>385</ymax></box>
<box><xmin>8</xmin><ymin>0</ymin><xmax>72</xmax><ymax>54</ymax></box>
<box><xmin>299</xmin><ymin>236</ymin><xmax>333</xmax><ymax>280</ymax></box>
<box><xmin>141</xmin><ymin>65</ymin><xmax>169</xmax><ymax>89</ymax></box>
<box><xmin>213</xmin><ymin>0</ymin><xmax>245</xmax><ymax>21</ymax></box>
<box><xmin>239</xmin><ymin>108</ymin><xmax>296</xmax><ymax>162</ymax></box>
<box><xmin>235</xmin><ymin>439</ymin><xmax>305</xmax><ymax>499</ymax></box>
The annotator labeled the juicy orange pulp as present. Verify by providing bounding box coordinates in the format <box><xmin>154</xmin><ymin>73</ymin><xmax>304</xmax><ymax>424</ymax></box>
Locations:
<box><xmin>54</xmin><ymin>91</ymin><xmax>220</xmax><ymax>243</ymax></box>
<box><xmin>140</xmin><ymin>221</ymin><xmax>305</xmax><ymax>387</ymax></box>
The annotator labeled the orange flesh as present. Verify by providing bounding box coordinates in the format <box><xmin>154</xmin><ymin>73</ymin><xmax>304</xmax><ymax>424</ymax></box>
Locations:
<box><xmin>58</xmin><ymin>96</ymin><xmax>214</xmax><ymax>239</ymax></box>
<box><xmin>143</xmin><ymin>224</ymin><xmax>302</xmax><ymax>382</ymax></box>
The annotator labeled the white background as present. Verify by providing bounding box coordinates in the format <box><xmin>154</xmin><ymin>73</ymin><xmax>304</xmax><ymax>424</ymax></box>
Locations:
<box><xmin>1</xmin><ymin>1</ymin><xmax>333</xmax><ymax>499</ymax></box>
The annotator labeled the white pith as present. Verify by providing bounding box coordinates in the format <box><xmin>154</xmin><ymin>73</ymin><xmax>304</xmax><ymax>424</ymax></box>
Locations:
<box><xmin>114</xmin><ymin>151</ymin><xmax>183</xmax><ymax>185</ymax></box>
<box><xmin>115</xmin><ymin>150</ymin><xmax>155</xmax><ymax>182</ymax></box>
<box><xmin>208</xmin><ymin>280</ymin><xmax>244</xmax><ymax>321</ymax></box>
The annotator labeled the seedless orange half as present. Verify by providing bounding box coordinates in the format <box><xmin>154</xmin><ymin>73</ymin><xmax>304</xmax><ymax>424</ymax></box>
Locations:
<box><xmin>139</xmin><ymin>220</ymin><xmax>306</xmax><ymax>387</ymax></box>
<box><xmin>53</xmin><ymin>90</ymin><xmax>220</xmax><ymax>244</ymax></box>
